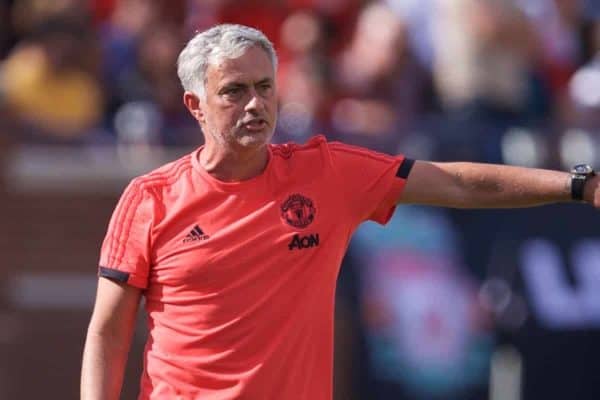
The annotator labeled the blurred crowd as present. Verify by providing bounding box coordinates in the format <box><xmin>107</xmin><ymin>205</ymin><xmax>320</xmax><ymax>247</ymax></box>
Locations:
<box><xmin>0</xmin><ymin>0</ymin><xmax>598</xmax><ymax>166</ymax></box>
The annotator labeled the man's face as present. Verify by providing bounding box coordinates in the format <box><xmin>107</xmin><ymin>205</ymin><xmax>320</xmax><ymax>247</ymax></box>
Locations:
<box><xmin>197</xmin><ymin>46</ymin><xmax>277</xmax><ymax>150</ymax></box>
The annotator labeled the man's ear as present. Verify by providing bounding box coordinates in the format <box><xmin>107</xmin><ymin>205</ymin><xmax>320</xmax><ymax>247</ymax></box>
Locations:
<box><xmin>183</xmin><ymin>91</ymin><xmax>205</xmax><ymax>123</ymax></box>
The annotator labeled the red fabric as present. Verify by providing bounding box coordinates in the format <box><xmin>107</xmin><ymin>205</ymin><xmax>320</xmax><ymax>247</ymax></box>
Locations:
<box><xmin>90</xmin><ymin>0</ymin><xmax>117</xmax><ymax>24</ymax></box>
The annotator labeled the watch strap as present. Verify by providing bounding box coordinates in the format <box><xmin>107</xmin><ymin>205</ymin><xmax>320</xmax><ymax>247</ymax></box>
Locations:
<box><xmin>571</xmin><ymin>174</ymin><xmax>587</xmax><ymax>201</ymax></box>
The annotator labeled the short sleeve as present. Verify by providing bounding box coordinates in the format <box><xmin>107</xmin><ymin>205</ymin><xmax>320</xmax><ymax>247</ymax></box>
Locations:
<box><xmin>98</xmin><ymin>178</ymin><xmax>155</xmax><ymax>289</ymax></box>
<box><xmin>329</xmin><ymin>142</ymin><xmax>411</xmax><ymax>226</ymax></box>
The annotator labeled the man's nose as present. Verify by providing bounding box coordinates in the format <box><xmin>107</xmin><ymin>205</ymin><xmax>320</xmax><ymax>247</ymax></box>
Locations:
<box><xmin>244</xmin><ymin>88</ymin><xmax>265</xmax><ymax>113</ymax></box>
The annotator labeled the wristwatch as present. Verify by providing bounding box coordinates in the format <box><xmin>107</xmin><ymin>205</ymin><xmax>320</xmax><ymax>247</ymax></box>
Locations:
<box><xmin>570</xmin><ymin>164</ymin><xmax>595</xmax><ymax>201</ymax></box>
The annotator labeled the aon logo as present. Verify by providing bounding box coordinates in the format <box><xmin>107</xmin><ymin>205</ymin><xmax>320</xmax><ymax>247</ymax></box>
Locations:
<box><xmin>288</xmin><ymin>233</ymin><xmax>320</xmax><ymax>250</ymax></box>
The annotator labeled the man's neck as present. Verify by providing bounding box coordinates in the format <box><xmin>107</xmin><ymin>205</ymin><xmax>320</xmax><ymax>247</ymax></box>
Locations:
<box><xmin>199</xmin><ymin>142</ymin><xmax>269</xmax><ymax>182</ymax></box>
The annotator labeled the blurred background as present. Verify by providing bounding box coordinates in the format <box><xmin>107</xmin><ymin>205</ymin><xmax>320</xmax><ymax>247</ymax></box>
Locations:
<box><xmin>1</xmin><ymin>0</ymin><xmax>600</xmax><ymax>399</ymax></box>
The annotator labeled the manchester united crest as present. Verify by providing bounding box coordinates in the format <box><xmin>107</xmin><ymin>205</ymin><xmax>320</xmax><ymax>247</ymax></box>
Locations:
<box><xmin>280</xmin><ymin>194</ymin><xmax>316</xmax><ymax>228</ymax></box>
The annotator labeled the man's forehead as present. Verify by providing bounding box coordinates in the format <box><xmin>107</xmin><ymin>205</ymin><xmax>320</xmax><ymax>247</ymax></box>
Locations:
<box><xmin>207</xmin><ymin>47</ymin><xmax>274</xmax><ymax>82</ymax></box>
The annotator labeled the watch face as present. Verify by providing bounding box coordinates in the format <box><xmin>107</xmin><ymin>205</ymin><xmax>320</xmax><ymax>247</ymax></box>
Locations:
<box><xmin>573</xmin><ymin>164</ymin><xmax>593</xmax><ymax>175</ymax></box>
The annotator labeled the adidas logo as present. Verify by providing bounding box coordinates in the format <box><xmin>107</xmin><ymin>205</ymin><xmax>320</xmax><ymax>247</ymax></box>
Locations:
<box><xmin>183</xmin><ymin>225</ymin><xmax>210</xmax><ymax>243</ymax></box>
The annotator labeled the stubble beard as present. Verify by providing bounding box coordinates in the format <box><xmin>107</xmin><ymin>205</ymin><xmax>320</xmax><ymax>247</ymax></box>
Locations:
<box><xmin>205</xmin><ymin>123</ymin><xmax>274</xmax><ymax>152</ymax></box>
<box><xmin>230</xmin><ymin>117</ymin><xmax>275</xmax><ymax>148</ymax></box>
<box><xmin>236</xmin><ymin>129</ymin><xmax>271</xmax><ymax>147</ymax></box>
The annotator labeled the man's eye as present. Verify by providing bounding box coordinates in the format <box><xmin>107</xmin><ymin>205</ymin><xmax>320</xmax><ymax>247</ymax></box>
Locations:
<box><xmin>225</xmin><ymin>87</ymin><xmax>241</xmax><ymax>95</ymax></box>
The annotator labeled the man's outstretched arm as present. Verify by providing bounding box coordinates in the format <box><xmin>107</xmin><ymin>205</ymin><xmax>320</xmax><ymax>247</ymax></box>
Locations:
<box><xmin>81</xmin><ymin>277</ymin><xmax>142</xmax><ymax>400</ymax></box>
<box><xmin>398</xmin><ymin>161</ymin><xmax>599</xmax><ymax>208</ymax></box>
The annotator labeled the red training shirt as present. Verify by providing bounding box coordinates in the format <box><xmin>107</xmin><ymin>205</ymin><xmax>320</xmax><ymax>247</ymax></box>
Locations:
<box><xmin>98</xmin><ymin>135</ymin><xmax>410</xmax><ymax>399</ymax></box>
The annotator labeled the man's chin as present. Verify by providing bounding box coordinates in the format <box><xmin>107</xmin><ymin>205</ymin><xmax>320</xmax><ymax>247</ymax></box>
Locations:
<box><xmin>236</xmin><ymin>130</ymin><xmax>273</xmax><ymax>147</ymax></box>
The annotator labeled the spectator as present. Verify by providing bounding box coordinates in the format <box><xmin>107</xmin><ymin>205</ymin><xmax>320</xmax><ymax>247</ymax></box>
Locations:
<box><xmin>432</xmin><ymin>0</ymin><xmax>536</xmax><ymax>114</ymax></box>
<box><xmin>276</xmin><ymin>10</ymin><xmax>332</xmax><ymax>143</ymax></box>
<box><xmin>10</xmin><ymin>0</ymin><xmax>90</xmax><ymax>37</ymax></box>
<box><xmin>0</xmin><ymin>17</ymin><xmax>104</xmax><ymax>143</ymax></box>
<box><xmin>428</xmin><ymin>0</ymin><xmax>542</xmax><ymax>163</ymax></box>
<box><xmin>98</xmin><ymin>0</ymin><xmax>160</xmax><ymax>115</ymax></box>
<box><xmin>332</xmin><ymin>2</ymin><xmax>431</xmax><ymax>152</ymax></box>
<box><xmin>518</xmin><ymin>0</ymin><xmax>583</xmax><ymax>100</ymax></box>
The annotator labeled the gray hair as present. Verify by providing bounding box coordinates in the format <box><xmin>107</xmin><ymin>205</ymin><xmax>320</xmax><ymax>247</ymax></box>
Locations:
<box><xmin>177</xmin><ymin>24</ymin><xmax>278</xmax><ymax>98</ymax></box>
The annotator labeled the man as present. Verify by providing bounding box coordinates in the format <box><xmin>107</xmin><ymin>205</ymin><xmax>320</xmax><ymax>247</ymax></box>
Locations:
<box><xmin>81</xmin><ymin>24</ymin><xmax>600</xmax><ymax>400</ymax></box>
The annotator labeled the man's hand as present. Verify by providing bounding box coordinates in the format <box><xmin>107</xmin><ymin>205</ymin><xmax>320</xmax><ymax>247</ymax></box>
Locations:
<box><xmin>583</xmin><ymin>175</ymin><xmax>600</xmax><ymax>208</ymax></box>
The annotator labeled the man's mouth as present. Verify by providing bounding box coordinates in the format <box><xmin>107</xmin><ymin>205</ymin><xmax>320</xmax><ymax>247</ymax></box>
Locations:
<box><xmin>243</xmin><ymin>119</ymin><xmax>267</xmax><ymax>132</ymax></box>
